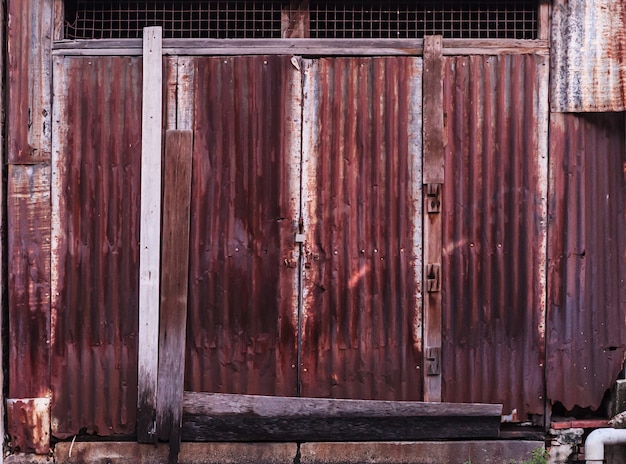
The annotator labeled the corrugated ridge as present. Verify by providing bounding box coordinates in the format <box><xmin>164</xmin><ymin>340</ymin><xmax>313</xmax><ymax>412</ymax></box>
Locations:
<box><xmin>441</xmin><ymin>54</ymin><xmax>546</xmax><ymax>419</ymax></box>
<box><xmin>51</xmin><ymin>57</ymin><xmax>142</xmax><ymax>438</ymax></box>
<box><xmin>547</xmin><ymin>112</ymin><xmax>626</xmax><ymax>411</ymax></box>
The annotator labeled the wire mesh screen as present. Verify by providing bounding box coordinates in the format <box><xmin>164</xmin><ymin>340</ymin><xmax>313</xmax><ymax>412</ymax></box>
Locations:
<box><xmin>309</xmin><ymin>0</ymin><xmax>537</xmax><ymax>39</ymax></box>
<box><xmin>65</xmin><ymin>1</ymin><xmax>285</xmax><ymax>39</ymax></box>
<box><xmin>64</xmin><ymin>1</ymin><xmax>538</xmax><ymax>40</ymax></box>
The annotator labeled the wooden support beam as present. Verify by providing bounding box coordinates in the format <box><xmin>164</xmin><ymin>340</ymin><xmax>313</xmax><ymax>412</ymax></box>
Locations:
<box><xmin>181</xmin><ymin>393</ymin><xmax>502</xmax><ymax>442</ymax></box>
<box><xmin>422</xmin><ymin>35</ymin><xmax>444</xmax><ymax>403</ymax></box>
<box><xmin>156</xmin><ymin>131</ymin><xmax>193</xmax><ymax>464</ymax></box>
<box><xmin>137</xmin><ymin>26</ymin><xmax>163</xmax><ymax>444</ymax></box>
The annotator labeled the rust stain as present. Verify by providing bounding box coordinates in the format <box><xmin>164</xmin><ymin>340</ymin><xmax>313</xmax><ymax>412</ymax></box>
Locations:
<box><xmin>6</xmin><ymin>398</ymin><xmax>51</xmax><ymax>454</ymax></box>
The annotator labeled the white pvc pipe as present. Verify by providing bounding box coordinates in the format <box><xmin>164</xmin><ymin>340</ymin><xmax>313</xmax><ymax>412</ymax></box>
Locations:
<box><xmin>585</xmin><ymin>428</ymin><xmax>626</xmax><ymax>463</ymax></box>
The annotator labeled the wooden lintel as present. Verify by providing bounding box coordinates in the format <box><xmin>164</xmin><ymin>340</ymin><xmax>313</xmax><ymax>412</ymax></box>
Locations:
<box><xmin>137</xmin><ymin>26</ymin><xmax>163</xmax><ymax>444</ymax></box>
<box><xmin>181</xmin><ymin>393</ymin><xmax>502</xmax><ymax>442</ymax></box>
<box><xmin>156</xmin><ymin>130</ymin><xmax>193</xmax><ymax>464</ymax></box>
<box><xmin>51</xmin><ymin>38</ymin><xmax>549</xmax><ymax>57</ymax></box>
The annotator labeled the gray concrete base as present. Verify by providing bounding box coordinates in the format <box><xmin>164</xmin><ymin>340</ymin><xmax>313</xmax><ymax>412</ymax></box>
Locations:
<box><xmin>299</xmin><ymin>441</ymin><xmax>545</xmax><ymax>464</ymax></box>
<box><xmin>5</xmin><ymin>440</ymin><xmax>546</xmax><ymax>464</ymax></box>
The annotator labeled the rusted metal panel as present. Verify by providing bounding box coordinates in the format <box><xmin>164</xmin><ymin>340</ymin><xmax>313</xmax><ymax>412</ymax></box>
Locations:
<box><xmin>547</xmin><ymin>112</ymin><xmax>626</xmax><ymax>411</ymax></box>
<box><xmin>300</xmin><ymin>57</ymin><xmax>423</xmax><ymax>400</ymax></box>
<box><xmin>50</xmin><ymin>56</ymin><xmax>143</xmax><ymax>438</ymax></box>
<box><xmin>551</xmin><ymin>0</ymin><xmax>626</xmax><ymax>112</ymax></box>
<box><xmin>185</xmin><ymin>56</ymin><xmax>301</xmax><ymax>397</ymax></box>
<box><xmin>441</xmin><ymin>54</ymin><xmax>549</xmax><ymax>420</ymax></box>
<box><xmin>6</xmin><ymin>398</ymin><xmax>50</xmax><ymax>454</ymax></box>
<box><xmin>8</xmin><ymin>164</ymin><xmax>51</xmax><ymax>400</ymax></box>
<box><xmin>7</xmin><ymin>0</ymin><xmax>53</xmax><ymax>162</ymax></box>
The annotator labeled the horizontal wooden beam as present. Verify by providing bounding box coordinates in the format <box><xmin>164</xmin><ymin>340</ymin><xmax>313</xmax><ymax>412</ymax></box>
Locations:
<box><xmin>52</xmin><ymin>38</ymin><xmax>549</xmax><ymax>56</ymax></box>
<box><xmin>181</xmin><ymin>392</ymin><xmax>502</xmax><ymax>442</ymax></box>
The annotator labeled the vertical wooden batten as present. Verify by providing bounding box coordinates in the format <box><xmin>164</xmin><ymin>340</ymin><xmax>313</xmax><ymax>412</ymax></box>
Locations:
<box><xmin>156</xmin><ymin>130</ymin><xmax>193</xmax><ymax>464</ymax></box>
<box><xmin>6</xmin><ymin>0</ymin><xmax>54</xmax><ymax>454</ymax></box>
<box><xmin>137</xmin><ymin>26</ymin><xmax>163</xmax><ymax>444</ymax></box>
<box><xmin>422</xmin><ymin>36</ymin><xmax>444</xmax><ymax>402</ymax></box>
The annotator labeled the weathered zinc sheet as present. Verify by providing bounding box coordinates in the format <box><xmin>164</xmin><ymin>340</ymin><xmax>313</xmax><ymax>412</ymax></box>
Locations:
<box><xmin>547</xmin><ymin>112</ymin><xmax>626</xmax><ymax>411</ymax></box>
<box><xmin>50</xmin><ymin>57</ymin><xmax>143</xmax><ymax>438</ymax></box>
<box><xmin>551</xmin><ymin>0</ymin><xmax>626</xmax><ymax>112</ymax></box>
<box><xmin>184</xmin><ymin>56</ymin><xmax>302</xmax><ymax>397</ymax></box>
<box><xmin>300</xmin><ymin>57</ymin><xmax>423</xmax><ymax>400</ymax></box>
<box><xmin>441</xmin><ymin>54</ymin><xmax>549</xmax><ymax>420</ymax></box>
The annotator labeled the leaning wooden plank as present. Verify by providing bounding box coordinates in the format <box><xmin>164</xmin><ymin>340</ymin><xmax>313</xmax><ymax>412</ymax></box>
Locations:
<box><xmin>181</xmin><ymin>393</ymin><xmax>502</xmax><ymax>442</ymax></box>
<box><xmin>156</xmin><ymin>131</ymin><xmax>193</xmax><ymax>463</ymax></box>
<box><xmin>137</xmin><ymin>26</ymin><xmax>163</xmax><ymax>444</ymax></box>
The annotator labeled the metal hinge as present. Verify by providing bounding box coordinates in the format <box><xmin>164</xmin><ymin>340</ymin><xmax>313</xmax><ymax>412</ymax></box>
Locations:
<box><xmin>426</xmin><ymin>183</ymin><xmax>442</xmax><ymax>213</ymax></box>
<box><xmin>426</xmin><ymin>263</ymin><xmax>441</xmax><ymax>293</ymax></box>
<box><xmin>426</xmin><ymin>347</ymin><xmax>441</xmax><ymax>376</ymax></box>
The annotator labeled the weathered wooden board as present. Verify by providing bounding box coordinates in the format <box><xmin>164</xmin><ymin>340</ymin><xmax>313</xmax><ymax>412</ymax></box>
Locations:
<box><xmin>156</xmin><ymin>130</ymin><xmax>193</xmax><ymax>463</ymax></box>
<box><xmin>137</xmin><ymin>26</ymin><xmax>163</xmax><ymax>444</ymax></box>
<box><xmin>7</xmin><ymin>0</ymin><xmax>53</xmax><ymax>162</ymax></box>
<box><xmin>181</xmin><ymin>393</ymin><xmax>502</xmax><ymax>442</ymax></box>
<box><xmin>422</xmin><ymin>36</ymin><xmax>444</xmax><ymax>403</ymax></box>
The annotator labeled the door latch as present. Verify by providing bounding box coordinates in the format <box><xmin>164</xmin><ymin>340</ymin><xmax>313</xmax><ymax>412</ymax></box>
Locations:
<box><xmin>426</xmin><ymin>347</ymin><xmax>441</xmax><ymax>376</ymax></box>
<box><xmin>426</xmin><ymin>263</ymin><xmax>441</xmax><ymax>293</ymax></box>
<box><xmin>426</xmin><ymin>183</ymin><xmax>442</xmax><ymax>213</ymax></box>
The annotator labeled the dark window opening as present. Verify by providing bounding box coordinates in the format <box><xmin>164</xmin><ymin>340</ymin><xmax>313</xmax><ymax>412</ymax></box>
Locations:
<box><xmin>64</xmin><ymin>1</ymin><xmax>538</xmax><ymax>40</ymax></box>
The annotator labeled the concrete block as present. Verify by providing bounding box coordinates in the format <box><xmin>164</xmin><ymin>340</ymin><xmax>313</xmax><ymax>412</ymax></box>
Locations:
<box><xmin>53</xmin><ymin>442</ymin><xmax>297</xmax><ymax>464</ymax></box>
<box><xmin>299</xmin><ymin>441</ymin><xmax>545</xmax><ymax>464</ymax></box>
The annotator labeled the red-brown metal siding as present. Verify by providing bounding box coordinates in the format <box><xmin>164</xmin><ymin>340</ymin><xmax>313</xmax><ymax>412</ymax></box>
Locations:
<box><xmin>50</xmin><ymin>57</ymin><xmax>143</xmax><ymax>438</ymax></box>
<box><xmin>441</xmin><ymin>54</ymin><xmax>548</xmax><ymax>419</ymax></box>
<box><xmin>547</xmin><ymin>112</ymin><xmax>626</xmax><ymax>411</ymax></box>
<box><xmin>300</xmin><ymin>57</ymin><xmax>423</xmax><ymax>400</ymax></box>
<box><xmin>184</xmin><ymin>56</ymin><xmax>301</xmax><ymax>397</ymax></box>
<box><xmin>8</xmin><ymin>164</ymin><xmax>51</xmax><ymax>400</ymax></box>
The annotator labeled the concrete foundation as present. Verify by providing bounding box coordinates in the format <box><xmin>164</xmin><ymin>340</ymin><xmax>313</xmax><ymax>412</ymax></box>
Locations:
<box><xmin>5</xmin><ymin>441</ymin><xmax>546</xmax><ymax>464</ymax></box>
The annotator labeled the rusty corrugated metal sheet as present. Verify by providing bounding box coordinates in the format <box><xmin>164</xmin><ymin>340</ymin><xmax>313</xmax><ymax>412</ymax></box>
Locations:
<box><xmin>547</xmin><ymin>112</ymin><xmax>626</xmax><ymax>411</ymax></box>
<box><xmin>300</xmin><ymin>57</ymin><xmax>423</xmax><ymax>400</ymax></box>
<box><xmin>185</xmin><ymin>56</ymin><xmax>301</xmax><ymax>397</ymax></box>
<box><xmin>552</xmin><ymin>0</ymin><xmax>626</xmax><ymax>112</ymax></box>
<box><xmin>50</xmin><ymin>57</ymin><xmax>143</xmax><ymax>438</ymax></box>
<box><xmin>441</xmin><ymin>54</ymin><xmax>549</xmax><ymax>420</ymax></box>
<box><xmin>8</xmin><ymin>164</ymin><xmax>51</xmax><ymax>400</ymax></box>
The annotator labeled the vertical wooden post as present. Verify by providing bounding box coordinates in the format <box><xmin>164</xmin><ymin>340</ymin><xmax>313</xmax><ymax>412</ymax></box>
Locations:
<box><xmin>137</xmin><ymin>26</ymin><xmax>163</xmax><ymax>444</ymax></box>
<box><xmin>156</xmin><ymin>130</ymin><xmax>193</xmax><ymax>464</ymax></box>
<box><xmin>422</xmin><ymin>35</ymin><xmax>444</xmax><ymax>403</ymax></box>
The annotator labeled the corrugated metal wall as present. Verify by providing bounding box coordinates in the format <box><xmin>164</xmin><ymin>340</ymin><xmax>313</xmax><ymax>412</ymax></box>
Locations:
<box><xmin>300</xmin><ymin>58</ymin><xmax>423</xmax><ymax>400</ymax></box>
<box><xmin>51</xmin><ymin>57</ymin><xmax>143</xmax><ymax>437</ymax></box>
<box><xmin>547</xmin><ymin>112</ymin><xmax>626</xmax><ymax>411</ymax></box>
<box><xmin>184</xmin><ymin>56</ymin><xmax>302</xmax><ymax>397</ymax></box>
<box><xmin>441</xmin><ymin>54</ymin><xmax>549</xmax><ymax>420</ymax></box>
<box><xmin>552</xmin><ymin>0</ymin><xmax>626</xmax><ymax>112</ymax></box>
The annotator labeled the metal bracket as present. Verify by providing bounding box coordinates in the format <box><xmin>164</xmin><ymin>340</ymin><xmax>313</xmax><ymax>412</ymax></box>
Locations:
<box><xmin>426</xmin><ymin>347</ymin><xmax>441</xmax><ymax>376</ymax></box>
<box><xmin>426</xmin><ymin>263</ymin><xmax>441</xmax><ymax>293</ymax></box>
<box><xmin>426</xmin><ymin>183</ymin><xmax>442</xmax><ymax>213</ymax></box>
